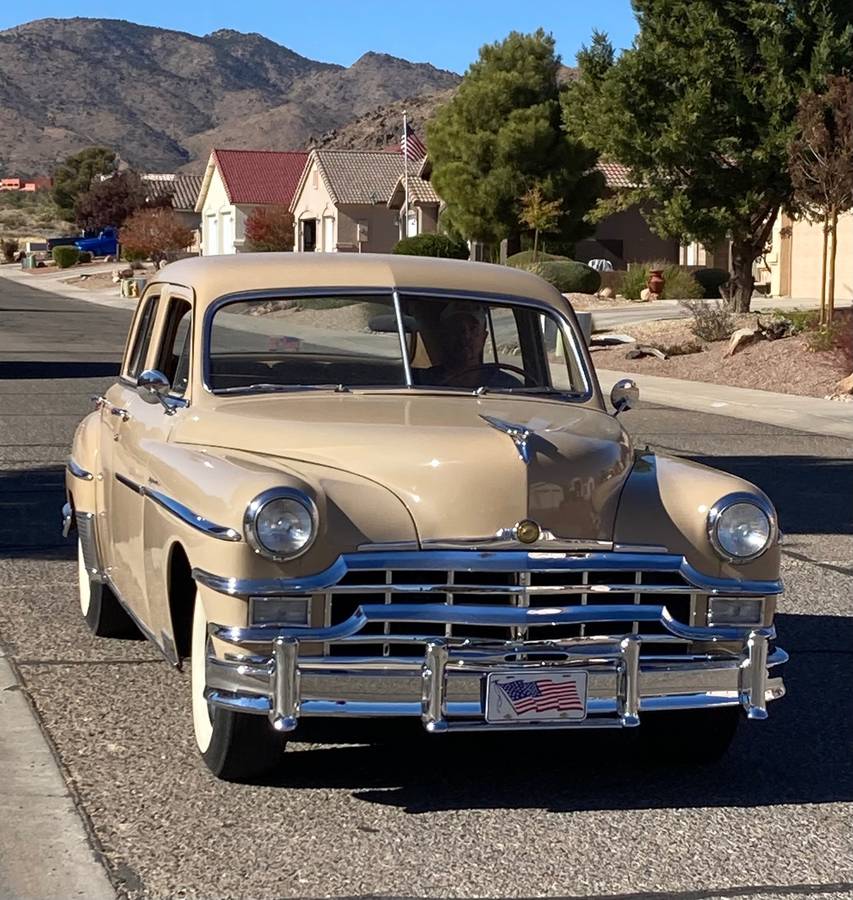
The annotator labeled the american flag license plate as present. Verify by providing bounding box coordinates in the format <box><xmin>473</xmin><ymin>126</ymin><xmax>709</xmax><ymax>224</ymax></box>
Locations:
<box><xmin>485</xmin><ymin>671</ymin><xmax>588</xmax><ymax>722</ymax></box>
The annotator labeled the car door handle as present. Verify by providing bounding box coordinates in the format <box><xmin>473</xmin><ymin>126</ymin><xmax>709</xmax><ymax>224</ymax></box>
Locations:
<box><xmin>109</xmin><ymin>406</ymin><xmax>130</xmax><ymax>422</ymax></box>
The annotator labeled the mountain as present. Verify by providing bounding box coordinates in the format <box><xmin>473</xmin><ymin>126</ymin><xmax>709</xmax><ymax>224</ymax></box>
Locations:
<box><xmin>0</xmin><ymin>18</ymin><xmax>460</xmax><ymax>175</ymax></box>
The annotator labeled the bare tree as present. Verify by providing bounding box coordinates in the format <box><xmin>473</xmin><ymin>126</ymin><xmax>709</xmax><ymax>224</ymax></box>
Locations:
<box><xmin>789</xmin><ymin>75</ymin><xmax>853</xmax><ymax>325</ymax></box>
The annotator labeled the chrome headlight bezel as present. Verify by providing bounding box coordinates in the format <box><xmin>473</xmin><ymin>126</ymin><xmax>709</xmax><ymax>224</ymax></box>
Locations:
<box><xmin>244</xmin><ymin>488</ymin><xmax>318</xmax><ymax>562</ymax></box>
<box><xmin>707</xmin><ymin>492</ymin><xmax>777</xmax><ymax>564</ymax></box>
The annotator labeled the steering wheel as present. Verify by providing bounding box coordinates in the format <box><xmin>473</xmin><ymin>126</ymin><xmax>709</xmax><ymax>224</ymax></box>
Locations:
<box><xmin>443</xmin><ymin>362</ymin><xmax>533</xmax><ymax>386</ymax></box>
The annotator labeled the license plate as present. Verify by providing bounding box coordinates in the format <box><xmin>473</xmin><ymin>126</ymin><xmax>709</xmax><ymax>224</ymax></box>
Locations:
<box><xmin>485</xmin><ymin>671</ymin><xmax>588</xmax><ymax>723</ymax></box>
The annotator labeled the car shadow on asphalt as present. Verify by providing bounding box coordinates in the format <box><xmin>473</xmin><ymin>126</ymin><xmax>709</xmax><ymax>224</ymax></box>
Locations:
<box><xmin>0</xmin><ymin>361</ymin><xmax>120</xmax><ymax>379</ymax></box>
<box><xmin>688</xmin><ymin>454</ymin><xmax>853</xmax><ymax>535</ymax></box>
<box><xmin>0</xmin><ymin>464</ymin><xmax>75</xmax><ymax>560</ymax></box>
<box><xmin>265</xmin><ymin>612</ymin><xmax>852</xmax><ymax>813</ymax></box>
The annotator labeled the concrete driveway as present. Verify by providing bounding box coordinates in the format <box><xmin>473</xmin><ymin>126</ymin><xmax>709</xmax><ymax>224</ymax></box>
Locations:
<box><xmin>1</xmin><ymin>276</ymin><xmax>851</xmax><ymax>899</ymax></box>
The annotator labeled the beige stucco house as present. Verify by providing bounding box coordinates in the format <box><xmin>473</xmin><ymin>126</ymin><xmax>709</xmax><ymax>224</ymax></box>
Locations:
<box><xmin>765</xmin><ymin>211</ymin><xmax>853</xmax><ymax>299</ymax></box>
<box><xmin>290</xmin><ymin>149</ymin><xmax>438</xmax><ymax>253</ymax></box>
<box><xmin>195</xmin><ymin>149</ymin><xmax>307</xmax><ymax>255</ymax></box>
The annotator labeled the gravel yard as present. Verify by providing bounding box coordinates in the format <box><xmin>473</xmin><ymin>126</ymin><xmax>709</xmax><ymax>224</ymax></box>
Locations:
<box><xmin>592</xmin><ymin>309</ymin><xmax>852</xmax><ymax>398</ymax></box>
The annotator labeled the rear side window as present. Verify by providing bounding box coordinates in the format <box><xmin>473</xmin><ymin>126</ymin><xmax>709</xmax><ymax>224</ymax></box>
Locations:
<box><xmin>125</xmin><ymin>294</ymin><xmax>159</xmax><ymax>380</ymax></box>
<box><xmin>157</xmin><ymin>298</ymin><xmax>192</xmax><ymax>396</ymax></box>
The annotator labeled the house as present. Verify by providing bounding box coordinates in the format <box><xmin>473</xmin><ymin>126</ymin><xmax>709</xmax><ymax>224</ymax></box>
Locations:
<box><xmin>764</xmin><ymin>210</ymin><xmax>853</xmax><ymax>299</ymax></box>
<box><xmin>143</xmin><ymin>173</ymin><xmax>204</xmax><ymax>252</ymax></box>
<box><xmin>386</xmin><ymin>156</ymin><xmax>442</xmax><ymax>239</ymax></box>
<box><xmin>195</xmin><ymin>149</ymin><xmax>308</xmax><ymax>255</ymax></box>
<box><xmin>290</xmin><ymin>149</ymin><xmax>437</xmax><ymax>253</ymax></box>
<box><xmin>573</xmin><ymin>163</ymin><xmax>683</xmax><ymax>268</ymax></box>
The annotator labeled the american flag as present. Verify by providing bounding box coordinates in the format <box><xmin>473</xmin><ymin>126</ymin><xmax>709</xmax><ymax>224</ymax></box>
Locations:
<box><xmin>498</xmin><ymin>677</ymin><xmax>584</xmax><ymax>715</ymax></box>
<box><xmin>401</xmin><ymin>122</ymin><xmax>427</xmax><ymax>161</ymax></box>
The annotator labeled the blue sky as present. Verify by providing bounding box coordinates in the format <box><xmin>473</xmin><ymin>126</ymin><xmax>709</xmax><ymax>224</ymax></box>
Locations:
<box><xmin>1</xmin><ymin>1</ymin><xmax>639</xmax><ymax>73</ymax></box>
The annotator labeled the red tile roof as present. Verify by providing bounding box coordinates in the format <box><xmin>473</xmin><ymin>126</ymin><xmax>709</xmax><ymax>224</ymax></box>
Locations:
<box><xmin>213</xmin><ymin>149</ymin><xmax>309</xmax><ymax>206</ymax></box>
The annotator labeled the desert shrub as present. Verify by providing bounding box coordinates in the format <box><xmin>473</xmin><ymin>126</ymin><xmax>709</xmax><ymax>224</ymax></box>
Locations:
<box><xmin>393</xmin><ymin>233</ymin><xmax>470</xmax><ymax>259</ymax></box>
<box><xmin>622</xmin><ymin>262</ymin><xmax>704</xmax><ymax>300</ymax></box>
<box><xmin>1</xmin><ymin>238</ymin><xmax>17</xmax><ymax>263</ymax></box>
<box><xmin>527</xmin><ymin>260</ymin><xmax>601</xmax><ymax>294</ymax></box>
<box><xmin>692</xmin><ymin>267</ymin><xmax>730</xmax><ymax>299</ymax></box>
<box><xmin>245</xmin><ymin>205</ymin><xmax>293</xmax><ymax>251</ymax></box>
<box><xmin>120</xmin><ymin>208</ymin><xmax>194</xmax><ymax>261</ymax></box>
<box><xmin>654</xmin><ymin>339</ymin><xmax>704</xmax><ymax>357</ymax></box>
<box><xmin>506</xmin><ymin>249</ymin><xmax>570</xmax><ymax>268</ymax></box>
<box><xmin>806</xmin><ymin>320</ymin><xmax>847</xmax><ymax>352</ymax></box>
<box><xmin>77</xmin><ymin>250</ymin><xmax>92</xmax><ymax>263</ymax></box>
<box><xmin>771</xmin><ymin>308</ymin><xmax>820</xmax><ymax>335</ymax></box>
<box><xmin>122</xmin><ymin>248</ymin><xmax>147</xmax><ymax>262</ymax></box>
<box><xmin>52</xmin><ymin>245</ymin><xmax>79</xmax><ymax>268</ymax></box>
<box><xmin>680</xmin><ymin>298</ymin><xmax>736</xmax><ymax>342</ymax></box>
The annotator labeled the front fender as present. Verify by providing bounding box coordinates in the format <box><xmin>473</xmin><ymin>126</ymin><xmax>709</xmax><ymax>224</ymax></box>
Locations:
<box><xmin>614</xmin><ymin>451</ymin><xmax>781</xmax><ymax>582</ymax></box>
<box><xmin>66</xmin><ymin>409</ymin><xmax>100</xmax><ymax>512</ymax></box>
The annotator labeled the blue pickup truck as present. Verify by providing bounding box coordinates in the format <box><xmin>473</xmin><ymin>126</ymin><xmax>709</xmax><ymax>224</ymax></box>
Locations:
<box><xmin>74</xmin><ymin>227</ymin><xmax>118</xmax><ymax>257</ymax></box>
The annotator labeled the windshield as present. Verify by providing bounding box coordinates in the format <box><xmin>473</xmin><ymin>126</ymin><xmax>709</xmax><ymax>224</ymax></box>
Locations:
<box><xmin>206</xmin><ymin>292</ymin><xmax>589</xmax><ymax>397</ymax></box>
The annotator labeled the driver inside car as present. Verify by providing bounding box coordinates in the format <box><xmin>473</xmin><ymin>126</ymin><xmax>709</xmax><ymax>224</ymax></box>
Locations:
<box><xmin>422</xmin><ymin>301</ymin><xmax>523</xmax><ymax>389</ymax></box>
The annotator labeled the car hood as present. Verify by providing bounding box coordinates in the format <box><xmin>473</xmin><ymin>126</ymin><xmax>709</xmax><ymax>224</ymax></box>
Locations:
<box><xmin>174</xmin><ymin>393</ymin><xmax>633</xmax><ymax>543</ymax></box>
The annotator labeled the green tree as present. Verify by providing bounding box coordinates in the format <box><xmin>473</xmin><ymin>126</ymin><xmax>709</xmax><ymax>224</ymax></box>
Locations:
<box><xmin>52</xmin><ymin>147</ymin><xmax>116</xmax><ymax>221</ymax></box>
<box><xmin>74</xmin><ymin>171</ymin><xmax>152</xmax><ymax>231</ymax></box>
<box><xmin>568</xmin><ymin>2</ymin><xmax>853</xmax><ymax>311</ymax></box>
<box><xmin>789</xmin><ymin>75</ymin><xmax>853</xmax><ymax>325</ymax></box>
<box><xmin>428</xmin><ymin>30</ymin><xmax>603</xmax><ymax>250</ymax></box>
<box><xmin>518</xmin><ymin>185</ymin><xmax>563</xmax><ymax>261</ymax></box>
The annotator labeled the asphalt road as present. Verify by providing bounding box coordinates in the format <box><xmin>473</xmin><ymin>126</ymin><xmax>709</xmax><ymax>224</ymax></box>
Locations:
<box><xmin>1</xmin><ymin>273</ymin><xmax>852</xmax><ymax>900</ymax></box>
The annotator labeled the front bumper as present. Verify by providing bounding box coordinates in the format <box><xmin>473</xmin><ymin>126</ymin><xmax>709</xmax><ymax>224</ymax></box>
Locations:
<box><xmin>205</xmin><ymin>604</ymin><xmax>787</xmax><ymax>734</ymax></box>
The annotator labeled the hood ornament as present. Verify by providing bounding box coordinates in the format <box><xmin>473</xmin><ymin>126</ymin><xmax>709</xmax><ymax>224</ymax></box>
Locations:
<box><xmin>479</xmin><ymin>415</ymin><xmax>533</xmax><ymax>464</ymax></box>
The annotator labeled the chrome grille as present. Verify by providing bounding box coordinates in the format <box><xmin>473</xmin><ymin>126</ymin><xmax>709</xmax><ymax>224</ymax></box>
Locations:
<box><xmin>324</xmin><ymin>567</ymin><xmax>699</xmax><ymax>657</ymax></box>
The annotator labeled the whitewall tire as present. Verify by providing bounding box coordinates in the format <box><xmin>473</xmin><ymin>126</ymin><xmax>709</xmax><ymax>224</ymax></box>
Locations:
<box><xmin>77</xmin><ymin>537</ymin><xmax>139</xmax><ymax>639</ymax></box>
<box><xmin>190</xmin><ymin>591</ymin><xmax>285</xmax><ymax>781</ymax></box>
<box><xmin>77</xmin><ymin>538</ymin><xmax>91</xmax><ymax>616</ymax></box>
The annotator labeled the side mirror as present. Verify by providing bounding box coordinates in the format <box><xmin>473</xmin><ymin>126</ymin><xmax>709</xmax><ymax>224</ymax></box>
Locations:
<box><xmin>610</xmin><ymin>378</ymin><xmax>639</xmax><ymax>415</ymax></box>
<box><xmin>136</xmin><ymin>369</ymin><xmax>175</xmax><ymax>414</ymax></box>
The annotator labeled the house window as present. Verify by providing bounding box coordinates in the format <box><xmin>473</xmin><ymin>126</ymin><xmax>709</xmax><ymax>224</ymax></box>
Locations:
<box><xmin>322</xmin><ymin>216</ymin><xmax>335</xmax><ymax>252</ymax></box>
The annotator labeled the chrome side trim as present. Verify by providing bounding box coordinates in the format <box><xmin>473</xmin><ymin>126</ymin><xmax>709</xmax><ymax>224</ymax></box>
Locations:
<box><xmin>191</xmin><ymin>550</ymin><xmax>783</xmax><ymax>599</ymax></box>
<box><xmin>67</xmin><ymin>458</ymin><xmax>94</xmax><ymax>481</ymax></box>
<box><xmin>115</xmin><ymin>473</ymin><xmax>241</xmax><ymax>541</ymax></box>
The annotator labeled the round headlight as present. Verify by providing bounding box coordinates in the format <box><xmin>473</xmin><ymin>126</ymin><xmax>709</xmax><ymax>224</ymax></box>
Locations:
<box><xmin>245</xmin><ymin>490</ymin><xmax>317</xmax><ymax>560</ymax></box>
<box><xmin>708</xmin><ymin>494</ymin><xmax>775</xmax><ymax>563</ymax></box>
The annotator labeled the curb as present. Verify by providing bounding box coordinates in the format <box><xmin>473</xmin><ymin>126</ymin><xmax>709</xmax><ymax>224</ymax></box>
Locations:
<box><xmin>0</xmin><ymin>653</ymin><xmax>115</xmax><ymax>899</ymax></box>
<box><xmin>597</xmin><ymin>369</ymin><xmax>853</xmax><ymax>441</ymax></box>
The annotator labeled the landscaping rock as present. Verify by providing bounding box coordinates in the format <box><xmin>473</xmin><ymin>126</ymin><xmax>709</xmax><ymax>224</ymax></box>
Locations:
<box><xmin>834</xmin><ymin>372</ymin><xmax>853</xmax><ymax>395</ymax></box>
<box><xmin>725</xmin><ymin>327</ymin><xmax>761</xmax><ymax>357</ymax></box>
<box><xmin>638</xmin><ymin>288</ymin><xmax>652</xmax><ymax>302</ymax></box>
<box><xmin>112</xmin><ymin>267</ymin><xmax>133</xmax><ymax>282</ymax></box>
<box><xmin>627</xmin><ymin>344</ymin><xmax>669</xmax><ymax>361</ymax></box>
<box><xmin>598</xmin><ymin>287</ymin><xmax>614</xmax><ymax>300</ymax></box>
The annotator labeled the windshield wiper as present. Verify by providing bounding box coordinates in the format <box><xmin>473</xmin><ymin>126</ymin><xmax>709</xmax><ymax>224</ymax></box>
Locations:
<box><xmin>216</xmin><ymin>383</ymin><xmax>351</xmax><ymax>395</ymax></box>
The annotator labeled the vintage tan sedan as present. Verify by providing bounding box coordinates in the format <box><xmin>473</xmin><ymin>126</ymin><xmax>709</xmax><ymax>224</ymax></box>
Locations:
<box><xmin>64</xmin><ymin>253</ymin><xmax>786</xmax><ymax>781</ymax></box>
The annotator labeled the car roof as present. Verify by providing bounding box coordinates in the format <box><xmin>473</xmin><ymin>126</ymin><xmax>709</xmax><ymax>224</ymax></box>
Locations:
<box><xmin>150</xmin><ymin>253</ymin><xmax>565</xmax><ymax>309</ymax></box>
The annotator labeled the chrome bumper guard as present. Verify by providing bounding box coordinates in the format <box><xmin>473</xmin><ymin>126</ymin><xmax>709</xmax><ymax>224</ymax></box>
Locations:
<box><xmin>205</xmin><ymin>604</ymin><xmax>787</xmax><ymax>734</ymax></box>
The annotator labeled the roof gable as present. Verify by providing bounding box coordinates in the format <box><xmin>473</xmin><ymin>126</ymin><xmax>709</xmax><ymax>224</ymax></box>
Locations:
<box><xmin>207</xmin><ymin>149</ymin><xmax>309</xmax><ymax>207</ymax></box>
<box><xmin>313</xmin><ymin>149</ymin><xmax>408</xmax><ymax>206</ymax></box>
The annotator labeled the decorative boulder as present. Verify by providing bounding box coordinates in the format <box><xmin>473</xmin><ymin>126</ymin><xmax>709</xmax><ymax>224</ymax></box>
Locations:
<box><xmin>725</xmin><ymin>327</ymin><xmax>760</xmax><ymax>357</ymax></box>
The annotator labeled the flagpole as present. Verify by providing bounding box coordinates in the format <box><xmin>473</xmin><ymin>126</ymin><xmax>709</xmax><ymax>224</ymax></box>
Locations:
<box><xmin>403</xmin><ymin>109</ymin><xmax>409</xmax><ymax>239</ymax></box>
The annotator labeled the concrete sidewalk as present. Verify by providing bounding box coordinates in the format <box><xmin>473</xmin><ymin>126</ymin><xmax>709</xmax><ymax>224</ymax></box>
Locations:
<box><xmin>0</xmin><ymin>263</ymin><xmax>135</xmax><ymax>310</ymax></box>
<box><xmin>0</xmin><ymin>655</ymin><xmax>114</xmax><ymax>899</ymax></box>
<box><xmin>597</xmin><ymin>368</ymin><xmax>853</xmax><ymax>441</ymax></box>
